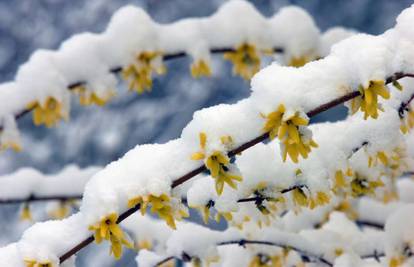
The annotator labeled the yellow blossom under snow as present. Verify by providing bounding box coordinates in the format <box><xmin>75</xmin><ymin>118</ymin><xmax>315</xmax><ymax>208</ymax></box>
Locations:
<box><xmin>128</xmin><ymin>194</ymin><xmax>188</xmax><ymax>229</ymax></box>
<box><xmin>349</xmin><ymin>80</ymin><xmax>390</xmax><ymax>119</ymax></box>
<box><xmin>88</xmin><ymin>213</ymin><xmax>133</xmax><ymax>259</ymax></box>
<box><xmin>73</xmin><ymin>86</ymin><xmax>115</xmax><ymax>106</ymax></box>
<box><xmin>122</xmin><ymin>51</ymin><xmax>166</xmax><ymax>94</ymax></box>
<box><xmin>191</xmin><ymin>132</ymin><xmax>242</xmax><ymax>195</ymax></box>
<box><xmin>24</xmin><ymin>259</ymin><xmax>54</xmax><ymax>267</ymax></box>
<box><xmin>223</xmin><ymin>43</ymin><xmax>264</xmax><ymax>80</ymax></box>
<box><xmin>262</xmin><ymin>104</ymin><xmax>318</xmax><ymax>163</ymax></box>
<box><xmin>27</xmin><ymin>97</ymin><xmax>67</xmax><ymax>128</ymax></box>
<box><xmin>190</xmin><ymin>59</ymin><xmax>212</xmax><ymax>78</ymax></box>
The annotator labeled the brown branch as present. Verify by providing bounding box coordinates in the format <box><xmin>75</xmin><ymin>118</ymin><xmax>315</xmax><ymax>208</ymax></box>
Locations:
<box><xmin>0</xmin><ymin>195</ymin><xmax>82</xmax><ymax>204</ymax></box>
<box><xmin>0</xmin><ymin>47</ymin><xmax>283</xmax><ymax>131</ymax></box>
<box><xmin>58</xmin><ymin>72</ymin><xmax>414</xmax><ymax>263</ymax></box>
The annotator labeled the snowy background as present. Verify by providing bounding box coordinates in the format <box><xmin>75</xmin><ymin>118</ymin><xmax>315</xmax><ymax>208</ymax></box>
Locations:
<box><xmin>0</xmin><ymin>0</ymin><xmax>412</xmax><ymax>266</ymax></box>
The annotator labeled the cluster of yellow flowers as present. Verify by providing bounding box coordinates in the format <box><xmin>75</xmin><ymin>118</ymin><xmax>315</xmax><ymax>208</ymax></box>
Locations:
<box><xmin>122</xmin><ymin>51</ymin><xmax>166</xmax><ymax>94</ymax></box>
<box><xmin>27</xmin><ymin>97</ymin><xmax>67</xmax><ymax>128</ymax></box>
<box><xmin>128</xmin><ymin>194</ymin><xmax>188</xmax><ymax>229</ymax></box>
<box><xmin>88</xmin><ymin>213</ymin><xmax>133</xmax><ymax>259</ymax></box>
<box><xmin>24</xmin><ymin>259</ymin><xmax>54</xmax><ymax>267</ymax></box>
<box><xmin>190</xmin><ymin>59</ymin><xmax>212</xmax><ymax>78</ymax></box>
<box><xmin>291</xmin><ymin>187</ymin><xmax>330</xmax><ymax>209</ymax></box>
<box><xmin>349</xmin><ymin>80</ymin><xmax>391</xmax><ymax>119</ymax></box>
<box><xmin>191</xmin><ymin>132</ymin><xmax>242</xmax><ymax>195</ymax></box>
<box><xmin>72</xmin><ymin>85</ymin><xmax>115</xmax><ymax>106</ymax></box>
<box><xmin>262</xmin><ymin>104</ymin><xmax>318</xmax><ymax>163</ymax></box>
<box><xmin>223</xmin><ymin>43</ymin><xmax>267</xmax><ymax>80</ymax></box>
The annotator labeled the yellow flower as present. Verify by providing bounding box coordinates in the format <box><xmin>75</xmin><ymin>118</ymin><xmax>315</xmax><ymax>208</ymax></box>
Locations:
<box><xmin>335</xmin><ymin>200</ymin><xmax>358</xmax><ymax>220</ymax></box>
<box><xmin>191</xmin><ymin>132</ymin><xmax>242</xmax><ymax>195</ymax></box>
<box><xmin>223</xmin><ymin>43</ymin><xmax>262</xmax><ymax>80</ymax></box>
<box><xmin>0</xmin><ymin>139</ymin><xmax>21</xmax><ymax>152</ymax></box>
<box><xmin>137</xmin><ymin>239</ymin><xmax>152</xmax><ymax>250</ymax></box>
<box><xmin>20</xmin><ymin>204</ymin><xmax>32</xmax><ymax>221</ymax></box>
<box><xmin>48</xmin><ymin>201</ymin><xmax>70</xmax><ymax>219</ymax></box>
<box><xmin>400</xmin><ymin>107</ymin><xmax>414</xmax><ymax>134</ymax></box>
<box><xmin>350</xmin><ymin>176</ymin><xmax>384</xmax><ymax>197</ymax></box>
<box><xmin>249</xmin><ymin>254</ymin><xmax>282</xmax><ymax>267</ymax></box>
<box><xmin>288</xmin><ymin>55</ymin><xmax>311</xmax><ymax>67</ymax></box>
<box><xmin>190</xmin><ymin>59</ymin><xmax>212</xmax><ymax>78</ymax></box>
<box><xmin>333</xmin><ymin>169</ymin><xmax>353</xmax><ymax>191</ymax></box>
<box><xmin>24</xmin><ymin>259</ymin><xmax>54</xmax><ymax>267</ymax></box>
<box><xmin>263</xmin><ymin>104</ymin><xmax>317</xmax><ymax>163</ymax></box>
<box><xmin>292</xmin><ymin>187</ymin><xmax>309</xmax><ymax>207</ymax></box>
<box><xmin>389</xmin><ymin>256</ymin><xmax>404</xmax><ymax>267</ymax></box>
<box><xmin>73</xmin><ymin>86</ymin><xmax>115</xmax><ymax>106</ymax></box>
<box><xmin>27</xmin><ymin>97</ymin><xmax>67</xmax><ymax>128</ymax></box>
<box><xmin>128</xmin><ymin>194</ymin><xmax>186</xmax><ymax>229</ymax></box>
<box><xmin>122</xmin><ymin>51</ymin><xmax>165</xmax><ymax>94</ymax></box>
<box><xmin>88</xmin><ymin>213</ymin><xmax>133</xmax><ymax>259</ymax></box>
<box><xmin>349</xmin><ymin>80</ymin><xmax>390</xmax><ymax>119</ymax></box>
<box><xmin>309</xmin><ymin>191</ymin><xmax>331</xmax><ymax>209</ymax></box>
<box><xmin>368</xmin><ymin>151</ymin><xmax>389</xmax><ymax>168</ymax></box>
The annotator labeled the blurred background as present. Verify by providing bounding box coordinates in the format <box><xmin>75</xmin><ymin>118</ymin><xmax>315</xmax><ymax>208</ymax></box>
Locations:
<box><xmin>0</xmin><ymin>0</ymin><xmax>412</xmax><ymax>266</ymax></box>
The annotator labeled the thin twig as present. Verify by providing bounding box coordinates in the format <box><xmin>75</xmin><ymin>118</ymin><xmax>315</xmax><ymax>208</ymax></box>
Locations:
<box><xmin>154</xmin><ymin>239</ymin><xmax>333</xmax><ymax>267</ymax></box>
<box><xmin>0</xmin><ymin>195</ymin><xmax>82</xmax><ymax>204</ymax></box>
<box><xmin>58</xmin><ymin>72</ymin><xmax>414</xmax><ymax>263</ymax></box>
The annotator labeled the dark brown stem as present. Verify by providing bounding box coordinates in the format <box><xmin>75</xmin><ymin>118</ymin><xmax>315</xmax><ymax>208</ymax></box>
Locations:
<box><xmin>0</xmin><ymin>195</ymin><xmax>82</xmax><ymax>204</ymax></box>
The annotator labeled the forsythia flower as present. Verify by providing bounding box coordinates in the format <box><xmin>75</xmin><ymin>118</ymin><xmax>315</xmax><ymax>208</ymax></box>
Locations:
<box><xmin>137</xmin><ymin>239</ymin><xmax>152</xmax><ymax>250</ymax></box>
<box><xmin>27</xmin><ymin>97</ymin><xmax>67</xmax><ymax>128</ymax></box>
<box><xmin>48</xmin><ymin>201</ymin><xmax>71</xmax><ymax>219</ymax></box>
<box><xmin>190</xmin><ymin>59</ymin><xmax>212</xmax><ymax>78</ymax></box>
<box><xmin>333</xmin><ymin>168</ymin><xmax>353</xmax><ymax>191</ymax></box>
<box><xmin>24</xmin><ymin>259</ymin><xmax>55</xmax><ymax>267</ymax></box>
<box><xmin>349</xmin><ymin>80</ymin><xmax>390</xmax><ymax>119</ymax></box>
<box><xmin>309</xmin><ymin>191</ymin><xmax>331</xmax><ymax>209</ymax></box>
<box><xmin>223</xmin><ymin>43</ymin><xmax>262</xmax><ymax>80</ymax></box>
<box><xmin>262</xmin><ymin>104</ymin><xmax>318</xmax><ymax>163</ymax></box>
<box><xmin>292</xmin><ymin>187</ymin><xmax>309</xmax><ymax>207</ymax></box>
<box><xmin>191</xmin><ymin>132</ymin><xmax>242</xmax><ymax>195</ymax></box>
<box><xmin>350</xmin><ymin>177</ymin><xmax>384</xmax><ymax>197</ymax></box>
<box><xmin>20</xmin><ymin>203</ymin><xmax>32</xmax><ymax>221</ymax></box>
<box><xmin>0</xmin><ymin>137</ymin><xmax>21</xmax><ymax>152</ymax></box>
<box><xmin>335</xmin><ymin>200</ymin><xmax>358</xmax><ymax>220</ymax></box>
<box><xmin>389</xmin><ymin>256</ymin><xmax>404</xmax><ymax>267</ymax></box>
<box><xmin>288</xmin><ymin>55</ymin><xmax>311</xmax><ymax>67</ymax></box>
<box><xmin>399</xmin><ymin>107</ymin><xmax>414</xmax><ymax>134</ymax></box>
<box><xmin>368</xmin><ymin>150</ymin><xmax>389</xmax><ymax>168</ymax></box>
<box><xmin>88</xmin><ymin>213</ymin><xmax>133</xmax><ymax>259</ymax></box>
<box><xmin>128</xmin><ymin>194</ymin><xmax>188</xmax><ymax>229</ymax></box>
<box><xmin>73</xmin><ymin>86</ymin><xmax>115</xmax><ymax>106</ymax></box>
<box><xmin>249</xmin><ymin>254</ymin><xmax>283</xmax><ymax>267</ymax></box>
<box><xmin>122</xmin><ymin>51</ymin><xmax>166</xmax><ymax>94</ymax></box>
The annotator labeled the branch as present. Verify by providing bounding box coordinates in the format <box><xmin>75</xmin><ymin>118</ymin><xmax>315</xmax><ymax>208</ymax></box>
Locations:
<box><xmin>58</xmin><ymin>72</ymin><xmax>414</xmax><ymax>263</ymax></box>
<box><xmin>2</xmin><ymin>46</ymin><xmax>283</xmax><ymax>131</ymax></box>
<box><xmin>154</xmin><ymin>239</ymin><xmax>333</xmax><ymax>267</ymax></box>
<box><xmin>0</xmin><ymin>194</ymin><xmax>82</xmax><ymax>204</ymax></box>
